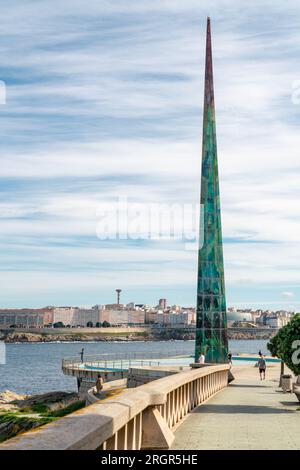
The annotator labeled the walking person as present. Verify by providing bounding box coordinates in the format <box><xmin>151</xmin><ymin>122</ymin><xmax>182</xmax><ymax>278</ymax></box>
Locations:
<box><xmin>228</xmin><ymin>352</ymin><xmax>232</xmax><ymax>365</ymax></box>
<box><xmin>79</xmin><ymin>347</ymin><xmax>84</xmax><ymax>363</ymax></box>
<box><xmin>258</xmin><ymin>355</ymin><xmax>266</xmax><ymax>380</ymax></box>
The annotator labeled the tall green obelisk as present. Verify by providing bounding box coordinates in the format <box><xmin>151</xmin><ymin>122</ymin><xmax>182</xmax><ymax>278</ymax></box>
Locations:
<box><xmin>195</xmin><ymin>18</ymin><xmax>228</xmax><ymax>363</ymax></box>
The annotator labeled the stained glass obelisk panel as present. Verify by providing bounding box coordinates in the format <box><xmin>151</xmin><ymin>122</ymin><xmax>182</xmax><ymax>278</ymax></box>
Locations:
<box><xmin>195</xmin><ymin>18</ymin><xmax>228</xmax><ymax>363</ymax></box>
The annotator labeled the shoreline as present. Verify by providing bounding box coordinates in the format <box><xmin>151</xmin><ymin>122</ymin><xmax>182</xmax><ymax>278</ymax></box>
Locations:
<box><xmin>0</xmin><ymin>328</ymin><xmax>276</xmax><ymax>343</ymax></box>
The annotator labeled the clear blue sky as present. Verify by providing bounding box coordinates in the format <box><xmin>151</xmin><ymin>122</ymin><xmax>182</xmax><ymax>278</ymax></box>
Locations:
<box><xmin>0</xmin><ymin>1</ymin><xmax>300</xmax><ymax>310</ymax></box>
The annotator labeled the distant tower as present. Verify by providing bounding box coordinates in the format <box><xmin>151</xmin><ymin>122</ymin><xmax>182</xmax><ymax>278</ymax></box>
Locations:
<box><xmin>159</xmin><ymin>299</ymin><xmax>167</xmax><ymax>310</ymax></box>
<box><xmin>116</xmin><ymin>289</ymin><xmax>122</xmax><ymax>306</ymax></box>
<box><xmin>195</xmin><ymin>18</ymin><xmax>228</xmax><ymax>363</ymax></box>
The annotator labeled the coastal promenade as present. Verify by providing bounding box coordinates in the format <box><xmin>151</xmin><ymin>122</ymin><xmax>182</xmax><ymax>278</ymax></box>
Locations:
<box><xmin>172</xmin><ymin>364</ymin><xmax>300</xmax><ymax>450</ymax></box>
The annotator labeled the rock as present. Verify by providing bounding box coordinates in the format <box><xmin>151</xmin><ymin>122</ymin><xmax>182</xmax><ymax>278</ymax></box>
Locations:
<box><xmin>16</xmin><ymin>391</ymin><xmax>79</xmax><ymax>411</ymax></box>
<box><xmin>0</xmin><ymin>413</ymin><xmax>51</xmax><ymax>442</ymax></box>
<box><xmin>0</xmin><ymin>390</ymin><xmax>28</xmax><ymax>404</ymax></box>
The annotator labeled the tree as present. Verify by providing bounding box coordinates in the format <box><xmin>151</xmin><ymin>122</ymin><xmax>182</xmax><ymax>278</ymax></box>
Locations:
<box><xmin>53</xmin><ymin>322</ymin><xmax>65</xmax><ymax>328</ymax></box>
<box><xmin>268</xmin><ymin>329</ymin><xmax>286</xmax><ymax>385</ymax></box>
<box><xmin>267</xmin><ymin>314</ymin><xmax>300</xmax><ymax>377</ymax></box>
<box><xmin>102</xmin><ymin>321</ymin><xmax>111</xmax><ymax>328</ymax></box>
<box><xmin>86</xmin><ymin>321</ymin><xmax>93</xmax><ymax>328</ymax></box>
<box><xmin>96</xmin><ymin>322</ymin><xmax>102</xmax><ymax>328</ymax></box>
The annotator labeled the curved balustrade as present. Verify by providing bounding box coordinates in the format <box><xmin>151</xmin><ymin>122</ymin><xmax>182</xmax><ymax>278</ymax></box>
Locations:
<box><xmin>86</xmin><ymin>378</ymin><xmax>127</xmax><ymax>405</ymax></box>
<box><xmin>62</xmin><ymin>350</ymin><xmax>192</xmax><ymax>368</ymax></box>
<box><xmin>0</xmin><ymin>364</ymin><xmax>229</xmax><ymax>450</ymax></box>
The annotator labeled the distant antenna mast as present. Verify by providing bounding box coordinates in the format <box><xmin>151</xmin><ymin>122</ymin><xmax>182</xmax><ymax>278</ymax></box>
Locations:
<box><xmin>116</xmin><ymin>289</ymin><xmax>122</xmax><ymax>306</ymax></box>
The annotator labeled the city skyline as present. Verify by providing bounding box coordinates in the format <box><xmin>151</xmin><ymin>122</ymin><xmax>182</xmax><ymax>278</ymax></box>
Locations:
<box><xmin>0</xmin><ymin>2</ymin><xmax>300</xmax><ymax>309</ymax></box>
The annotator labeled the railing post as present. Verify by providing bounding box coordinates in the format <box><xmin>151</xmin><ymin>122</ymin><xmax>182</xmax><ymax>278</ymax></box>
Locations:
<box><xmin>141</xmin><ymin>407</ymin><xmax>174</xmax><ymax>450</ymax></box>
<box><xmin>135</xmin><ymin>412</ymin><xmax>142</xmax><ymax>450</ymax></box>
<box><xmin>127</xmin><ymin>417</ymin><xmax>136</xmax><ymax>450</ymax></box>
<box><xmin>106</xmin><ymin>433</ymin><xmax>118</xmax><ymax>450</ymax></box>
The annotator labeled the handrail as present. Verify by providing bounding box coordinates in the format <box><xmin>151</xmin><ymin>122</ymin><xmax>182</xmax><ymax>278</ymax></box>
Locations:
<box><xmin>63</xmin><ymin>359</ymin><xmax>161</xmax><ymax>374</ymax></box>
<box><xmin>0</xmin><ymin>364</ymin><xmax>229</xmax><ymax>450</ymax></box>
<box><xmin>62</xmin><ymin>350</ymin><xmax>193</xmax><ymax>366</ymax></box>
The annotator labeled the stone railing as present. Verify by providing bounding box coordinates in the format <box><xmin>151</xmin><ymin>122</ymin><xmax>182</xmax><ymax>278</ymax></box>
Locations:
<box><xmin>0</xmin><ymin>364</ymin><xmax>229</xmax><ymax>450</ymax></box>
<box><xmin>86</xmin><ymin>378</ymin><xmax>127</xmax><ymax>405</ymax></box>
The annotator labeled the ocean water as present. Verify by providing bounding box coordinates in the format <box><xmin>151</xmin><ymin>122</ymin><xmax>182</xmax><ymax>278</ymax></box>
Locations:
<box><xmin>0</xmin><ymin>339</ymin><xmax>270</xmax><ymax>395</ymax></box>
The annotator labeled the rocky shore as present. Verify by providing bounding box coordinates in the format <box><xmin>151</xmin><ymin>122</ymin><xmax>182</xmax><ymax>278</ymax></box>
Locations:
<box><xmin>0</xmin><ymin>389</ymin><xmax>84</xmax><ymax>442</ymax></box>
<box><xmin>0</xmin><ymin>331</ymin><xmax>152</xmax><ymax>343</ymax></box>
<box><xmin>0</xmin><ymin>328</ymin><xmax>276</xmax><ymax>343</ymax></box>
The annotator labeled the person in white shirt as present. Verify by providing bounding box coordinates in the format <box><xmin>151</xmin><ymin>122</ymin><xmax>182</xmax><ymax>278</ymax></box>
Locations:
<box><xmin>199</xmin><ymin>353</ymin><xmax>205</xmax><ymax>364</ymax></box>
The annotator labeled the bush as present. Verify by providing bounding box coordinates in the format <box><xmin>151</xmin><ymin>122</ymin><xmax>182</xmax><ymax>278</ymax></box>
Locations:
<box><xmin>268</xmin><ymin>314</ymin><xmax>300</xmax><ymax>376</ymax></box>
<box><xmin>53</xmin><ymin>322</ymin><xmax>65</xmax><ymax>328</ymax></box>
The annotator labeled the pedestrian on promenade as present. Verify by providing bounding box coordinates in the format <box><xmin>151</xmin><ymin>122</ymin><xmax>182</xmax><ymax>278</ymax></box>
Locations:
<box><xmin>228</xmin><ymin>352</ymin><xmax>232</xmax><ymax>365</ymax></box>
<box><xmin>258</xmin><ymin>355</ymin><xmax>266</xmax><ymax>380</ymax></box>
<box><xmin>95</xmin><ymin>374</ymin><xmax>104</xmax><ymax>394</ymax></box>
<box><xmin>80</xmin><ymin>348</ymin><xmax>84</xmax><ymax>363</ymax></box>
<box><xmin>199</xmin><ymin>353</ymin><xmax>205</xmax><ymax>364</ymax></box>
<box><xmin>258</xmin><ymin>349</ymin><xmax>262</xmax><ymax>357</ymax></box>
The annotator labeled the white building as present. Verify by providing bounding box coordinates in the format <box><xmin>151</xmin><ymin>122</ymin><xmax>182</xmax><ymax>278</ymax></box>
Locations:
<box><xmin>155</xmin><ymin>312</ymin><xmax>195</xmax><ymax>326</ymax></box>
<box><xmin>99</xmin><ymin>309</ymin><xmax>145</xmax><ymax>325</ymax></box>
<box><xmin>74</xmin><ymin>308</ymin><xmax>100</xmax><ymax>326</ymax></box>
<box><xmin>53</xmin><ymin>306</ymin><xmax>101</xmax><ymax>327</ymax></box>
<box><xmin>53</xmin><ymin>307</ymin><xmax>77</xmax><ymax>325</ymax></box>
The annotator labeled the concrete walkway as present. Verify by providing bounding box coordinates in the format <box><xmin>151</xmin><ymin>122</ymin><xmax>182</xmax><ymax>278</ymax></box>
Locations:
<box><xmin>172</xmin><ymin>364</ymin><xmax>300</xmax><ymax>450</ymax></box>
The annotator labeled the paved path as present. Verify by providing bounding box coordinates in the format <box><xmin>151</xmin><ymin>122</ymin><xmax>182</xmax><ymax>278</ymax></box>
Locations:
<box><xmin>172</xmin><ymin>364</ymin><xmax>300</xmax><ymax>450</ymax></box>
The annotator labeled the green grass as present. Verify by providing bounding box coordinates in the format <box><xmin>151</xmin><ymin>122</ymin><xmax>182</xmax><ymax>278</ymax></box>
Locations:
<box><xmin>19</xmin><ymin>403</ymin><xmax>49</xmax><ymax>414</ymax></box>
<box><xmin>19</xmin><ymin>400</ymin><xmax>85</xmax><ymax>417</ymax></box>
<box><xmin>0</xmin><ymin>412</ymin><xmax>54</xmax><ymax>443</ymax></box>
<box><xmin>0</xmin><ymin>400</ymin><xmax>86</xmax><ymax>443</ymax></box>
<box><xmin>45</xmin><ymin>400</ymin><xmax>85</xmax><ymax>417</ymax></box>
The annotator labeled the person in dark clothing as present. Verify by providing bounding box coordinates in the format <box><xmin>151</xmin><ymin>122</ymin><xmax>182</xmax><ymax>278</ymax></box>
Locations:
<box><xmin>258</xmin><ymin>355</ymin><xmax>266</xmax><ymax>380</ymax></box>
<box><xmin>79</xmin><ymin>348</ymin><xmax>84</xmax><ymax>363</ymax></box>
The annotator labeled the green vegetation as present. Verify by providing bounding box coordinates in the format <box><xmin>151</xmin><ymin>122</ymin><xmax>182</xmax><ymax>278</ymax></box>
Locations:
<box><xmin>53</xmin><ymin>321</ymin><xmax>65</xmax><ymax>328</ymax></box>
<box><xmin>0</xmin><ymin>412</ymin><xmax>53</xmax><ymax>443</ymax></box>
<box><xmin>135</xmin><ymin>331</ymin><xmax>149</xmax><ymax>337</ymax></box>
<box><xmin>45</xmin><ymin>400</ymin><xmax>85</xmax><ymax>418</ymax></box>
<box><xmin>0</xmin><ymin>400</ymin><xmax>85</xmax><ymax>442</ymax></box>
<box><xmin>268</xmin><ymin>313</ymin><xmax>300</xmax><ymax>376</ymax></box>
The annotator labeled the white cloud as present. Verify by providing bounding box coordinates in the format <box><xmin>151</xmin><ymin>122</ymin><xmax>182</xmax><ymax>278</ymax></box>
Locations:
<box><xmin>0</xmin><ymin>1</ymin><xmax>300</xmax><ymax>306</ymax></box>
<box><xmin>281</xmin><ymin>291</ymin><xmax>294</xmax><ymax>298</ymax></box>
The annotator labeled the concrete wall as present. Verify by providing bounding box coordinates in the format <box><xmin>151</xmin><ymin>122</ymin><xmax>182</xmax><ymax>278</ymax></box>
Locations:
<box><xmin>127</xmin><ymin>367</ymin><xmax>179</xmax><ymax>388</ymax></box>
